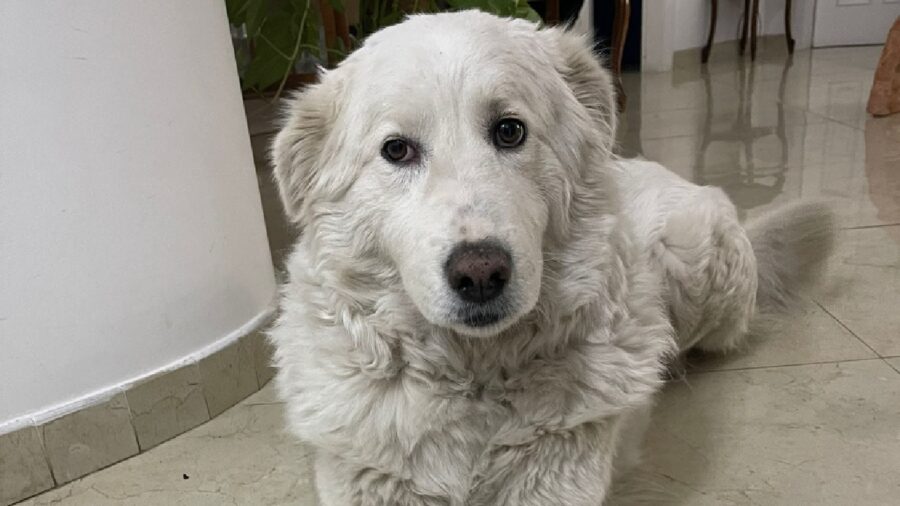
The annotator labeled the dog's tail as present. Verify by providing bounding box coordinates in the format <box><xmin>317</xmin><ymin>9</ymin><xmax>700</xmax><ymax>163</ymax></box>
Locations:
<box><xmin>745</xmin><ymin>201</ymin><xmax>836</xmax><ymax>315</ymax></box>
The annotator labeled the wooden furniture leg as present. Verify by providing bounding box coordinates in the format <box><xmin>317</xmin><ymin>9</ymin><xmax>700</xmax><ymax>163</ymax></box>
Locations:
<box><xmin>739</xmin><ymin>0</ymin><xmax>750</xmax><ymax>55</ymax></box>
<box><xmin>334</xmin><ymin>10</ymin><xmax>352</xmax><ymax>52</ymax></box>
<box><xmin>611</xmin><ymin>0</ymin><xmax>631</xmax><ymax>110</ymax></box>
<box><xmin>702</xmin><ymin>0</ymin><xmax>718</xmax><ymax>63</ymax></box>
<box><xmin>750</xmin><ymin>0</ymin><xmax>759</xmax><ymax>60</ymax></box>
<box><xmin>317</xmin><ymin>0</ymin><xmax>338</xmax><ymax>66</ymax></box>
<box><xmin>785</xmin><ymin>0</ymin><xmax>795</xmax><ymax>53</ymax></box>
<box><xmin>545</xmin><ymin>0</ymin><xmax>561</xmax><ymax>25</ymax></box>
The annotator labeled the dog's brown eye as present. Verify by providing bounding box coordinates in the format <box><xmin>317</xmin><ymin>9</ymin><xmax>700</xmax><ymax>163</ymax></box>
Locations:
<box><xmin>493</xmin><ymin>118</ymin><xmax>526</xmax><ymax>149</ymax></box>
<box><xmin>382</xmin><ymin>139</ymin><xmax>416</xmax><ymax>164</ymax></box>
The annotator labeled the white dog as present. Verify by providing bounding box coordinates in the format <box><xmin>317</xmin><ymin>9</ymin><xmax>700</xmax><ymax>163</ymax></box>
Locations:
<box><xmin>268</xmin><ymin>11</ymin><xmax>834</xmax><ymax>505</ymax></box>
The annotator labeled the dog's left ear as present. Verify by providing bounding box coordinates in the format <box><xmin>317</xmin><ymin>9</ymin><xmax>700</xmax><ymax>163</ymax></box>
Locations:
<box><xmin>545</xmin><ymin>28</ymin><xmax>618</xmax><ymax>156</ymax></box>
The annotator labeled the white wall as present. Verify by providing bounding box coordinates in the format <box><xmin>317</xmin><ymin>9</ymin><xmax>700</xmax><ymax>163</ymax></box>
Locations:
<box><xmin>673</xmin><ymin>0</ymin><xmax>747</xmax><ymax>51</ymax></box>
<box><xmin>0</xmin><ymin>1</ymin><xmax>277</xmax><ymax>427</ymax></box>
<box><xmin>643</xmin><ymin>0</ymin><xmax>678</xmax><ymax>71</ymax></box>
<box><xmin>643</xmin><ymin>0</ymin><xmax>816</xmax><ymax>71</ymax></box>
<box><xmin>761</xmin><ymin>0</ymin><xmax>816</xmax><ymax>50</ymax></box>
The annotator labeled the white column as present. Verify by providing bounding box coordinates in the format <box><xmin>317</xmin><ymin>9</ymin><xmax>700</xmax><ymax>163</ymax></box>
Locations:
<box><xmin>0</xmin><ymin>0</ymin><xmax>276</xmax><ymax>426</ymax></box>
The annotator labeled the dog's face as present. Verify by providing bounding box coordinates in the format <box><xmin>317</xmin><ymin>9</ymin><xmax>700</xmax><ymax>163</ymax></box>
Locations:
<box><xmin>273</xmin><ymin>12</ymin><xmax>617</xmax><ymax>337</ymax></box>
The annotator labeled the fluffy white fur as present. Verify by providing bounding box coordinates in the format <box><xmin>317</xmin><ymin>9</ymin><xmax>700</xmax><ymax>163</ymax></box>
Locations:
<box><xmin>268</xmin><ymin>11</ymin><xmax>835</xmax><ymax>505</ymax></box>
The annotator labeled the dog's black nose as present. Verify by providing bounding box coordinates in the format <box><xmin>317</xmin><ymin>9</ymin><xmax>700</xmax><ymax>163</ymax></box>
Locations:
<box><xmin>445</xmin><ymin>241</ymin><xmax>511</xmax><ymax>304</ymax></box>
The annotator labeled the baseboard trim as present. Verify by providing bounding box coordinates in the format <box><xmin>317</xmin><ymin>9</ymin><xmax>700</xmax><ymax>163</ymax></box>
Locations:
<box><xmin>0</xmin><ymin>303</ymin><xmax>279</xmax><ymax>506</ymax></box>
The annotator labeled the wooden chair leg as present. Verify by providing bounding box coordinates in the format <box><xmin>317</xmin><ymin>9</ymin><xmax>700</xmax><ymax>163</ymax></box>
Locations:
<box><xmin>334</xmin><ymin>10</ymin><xmax>352</xmax><ymax>52</ymax></box>
<box><xmin>785</xmin><ymin>0</ymin><xmax>795</xmax><ymax>53</ymax></box>
<box><xmin>317</xmin><ymin>0</ymin><xmax>338</xmax><ymax>66</ymax></box>
<box><xmin>611</xmin><ymin>0</ymin><xmax>630</xmax><ymax>111</ymax></box>
<box><xmin>701</xmin><ymin>0</ymin><xmax>718</xmax><ymax>63</ymax></box>
<box><xmin>739</xmin><ymin>0</ymin><xmax>750</xmax><ymax>55</ymax></box>
<box><xmin>545</xmin><ymin>0</ymin><xmax>560</xmax><ymax>25</ymax></box>
<box><xmin>750</xmin><ymin>0</ymin><xmax>759</xmax><ymax>60</ymax></box>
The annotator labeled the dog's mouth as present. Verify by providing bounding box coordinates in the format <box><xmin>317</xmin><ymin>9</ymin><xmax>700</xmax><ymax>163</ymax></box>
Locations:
<box><xmin>449</xmin><ymin>299</ymin><xmax>517</xmax><ymax>336</ymax></box>
<box><xmin>460</xmin><ymin>309</ymin><xmax>503</xmax><ymax>328</ymax></box>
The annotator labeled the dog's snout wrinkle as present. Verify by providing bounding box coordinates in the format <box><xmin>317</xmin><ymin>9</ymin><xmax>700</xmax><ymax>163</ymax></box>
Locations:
<box><xmin>445</xmin><ymin>241</ymin><xmax>511</xmax><ymax>304</ymax></box>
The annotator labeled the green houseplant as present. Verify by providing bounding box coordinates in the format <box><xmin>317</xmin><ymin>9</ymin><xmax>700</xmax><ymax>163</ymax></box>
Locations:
<box><xmin>227</xmin><ymin>0</ymin><xmax>540</xmax><ymax>98</ymax></box>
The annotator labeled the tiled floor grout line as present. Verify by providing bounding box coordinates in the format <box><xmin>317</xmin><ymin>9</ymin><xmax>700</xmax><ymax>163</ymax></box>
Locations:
<box><xmin>885</xmin><ymin>360</ymin><xmax>900</xmax><ymax>375</ymax></box>
<box><xmin>620</xmin><ymin>102</ymin><xmax>849</xmax><ymax>144</ymax></box>
<box><xmin>619</xmin><ymin>101</ymin><xmax>728</xmax><ymax>117</ymax></box>
<box><xmin>841</xmin><ymin>223</ymin><xmax>900</xmax><ymax>230</ymax></box>
<box><xmin>621</xmin><ymin>132</ymin><xmax>697</xmax><ymax>143</ymax></box>
<box><xmin>687</xmin><ymin>356</ymin><xmax>884</xmax><ymax>375</ymax></box>
<box><xmin>814</xmin><ymin>300</ymin><xmax>884</xmax><ymax>359</ymax></box>
<box><xmin>794</xmin><ymin>107</ymin><xmax>867</xmax><ymax>132</ymax></box>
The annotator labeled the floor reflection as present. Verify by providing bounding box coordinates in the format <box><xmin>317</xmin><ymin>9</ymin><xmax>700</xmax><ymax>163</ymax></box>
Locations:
<box><xmin>864</xmin><ymin>115</ymin><xmax>900</xmax><ymax>223</ymax></box>
<box><xmin>864</xmin><ymin>114</ymin><xmax>900</xmax><ymax>244</ymax></box>
<box><xmin>617</xmin><ymin>44</ymin><xmax>898</xmax><ymax>230</ymax></box>
<box><xmin>692</xmin><ymin>59</ymin><xmax>791</xmax><ymax>215</ymax></box>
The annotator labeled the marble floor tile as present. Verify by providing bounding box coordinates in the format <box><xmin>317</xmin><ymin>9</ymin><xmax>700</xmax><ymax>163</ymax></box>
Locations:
<box><xmin>684</xmin><ymin>299</ymin><xmax>876</xmax><ymax>373</ymax></box>
<box><xmin>619</xmin><ymin>70</ymin><xmax>742</xmax><ymax>117</ymax></box>
<box><xmin>731</xmin><ymin>159</ymin><xmax>900</xmax><ymax>229</ymax></box>
<box><xmin>818</xmin><ymin>226</ymin><xmax>900</xmax><ymax>357</ymax></box>
<box><xmin>630</xmin><ymin>132</ymin><xmax>897</xmax><ymax>229</ymax></box>
<box><xmin>695</xmin><ymin>44</ymin><xmax>881</xmax><ymax>87</ymax></box>
<box><xmin>886</xmin><ymin>358</ymin><xmax>900</xmax><ymax>373</ymax></box>
<box><xmin>640</xmin><ymin>360</ymin><xmax>900</xmax><ymax>505</ymax></box>
<box><xmin>20</xmin><ymin>385</ymin><xmax>317</xmax><ymax>506</ymax></box>
<box><xmin>622</xmin><ymin>51</ymin><xmax>899</xmax><ymax>229</ymax></box>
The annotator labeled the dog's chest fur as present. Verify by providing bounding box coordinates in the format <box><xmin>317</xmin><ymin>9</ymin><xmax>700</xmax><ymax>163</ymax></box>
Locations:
<box><xmin>271</xmin><ymin>226</ymin><xmax>674</xmax><ymax>501</ymax></box>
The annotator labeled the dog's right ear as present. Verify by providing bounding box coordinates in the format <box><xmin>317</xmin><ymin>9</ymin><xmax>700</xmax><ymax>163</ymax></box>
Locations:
<box><xmin>270</xmin><ymin>71</ymin><xmax>345</xmax><ymax>225</ymax></box>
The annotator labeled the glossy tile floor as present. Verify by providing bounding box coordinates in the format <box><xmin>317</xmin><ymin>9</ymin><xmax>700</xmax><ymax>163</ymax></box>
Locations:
<box><xmin>22</xmin><ymin>43</ymin><xmax>900</xmax><ymax>505</ymax></box>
